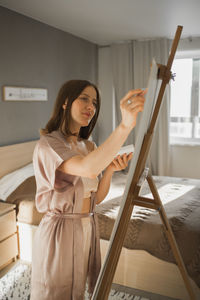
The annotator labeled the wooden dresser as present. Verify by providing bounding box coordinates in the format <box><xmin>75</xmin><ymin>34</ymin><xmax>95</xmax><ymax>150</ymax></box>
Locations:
<box><xmin>0</xmin><ymin>202</ymin><xmax>19</xmax><ymax>270</ymax></box>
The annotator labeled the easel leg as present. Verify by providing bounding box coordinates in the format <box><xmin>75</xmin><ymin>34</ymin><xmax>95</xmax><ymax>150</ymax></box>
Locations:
<box><xmin>147</xmin><ymin>175</ymin><xmax>196</xmax><ymax>300</ymax></box>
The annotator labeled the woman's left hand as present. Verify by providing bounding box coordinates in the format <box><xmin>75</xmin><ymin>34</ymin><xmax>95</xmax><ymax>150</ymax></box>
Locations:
<box><xmin>107</xmin><ymin>152</ymin><xmax>133</xmax><ymax>173</ymax></box>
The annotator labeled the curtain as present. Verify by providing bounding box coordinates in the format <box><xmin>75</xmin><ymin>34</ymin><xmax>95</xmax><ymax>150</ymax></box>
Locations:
<box><xmin>133</xmin><ymin>39</ymin><xmax>171</xmax><ymax>175</ymax></box>
<box><xmin>110</xmin><ymin>39</ymin><xmax>171</xmax><ymax>175</ymax></box>
<box><xmin>110</xmin><ymin>43</ymin><xmax>135</xmax><ymax>146</ymax></box>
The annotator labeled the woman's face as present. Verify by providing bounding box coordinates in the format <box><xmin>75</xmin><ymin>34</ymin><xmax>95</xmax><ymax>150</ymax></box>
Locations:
<box><xmin>67</xmin><ymin>86</ymin><xmax>97</xmax><ymax>134</ymax></box>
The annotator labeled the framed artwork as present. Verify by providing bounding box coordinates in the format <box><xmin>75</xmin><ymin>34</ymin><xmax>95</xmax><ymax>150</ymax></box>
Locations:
<box><xmin>2</xmin><ymin>86</ymin><xmax>48</xmax><ymax>101</ymax></box>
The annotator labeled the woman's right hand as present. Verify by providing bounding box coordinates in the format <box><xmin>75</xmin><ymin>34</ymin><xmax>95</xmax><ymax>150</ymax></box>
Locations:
<box><xmin>120</xmin><ymin>89</ymin><xmax>147</xmax><ymax>130</ymax></box>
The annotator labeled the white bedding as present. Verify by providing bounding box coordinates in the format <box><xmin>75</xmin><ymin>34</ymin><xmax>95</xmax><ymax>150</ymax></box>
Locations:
<box><xmin>0</xmin><ymin>163</ymin><xmax>34</xmax><ymax>201</ymax></box>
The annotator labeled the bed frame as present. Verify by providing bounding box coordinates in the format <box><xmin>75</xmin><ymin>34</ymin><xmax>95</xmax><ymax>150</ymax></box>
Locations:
<box><xmin>0</xmin><ymin>140</ymin><xmax>37</xmax><ymax>178</ymax></box>
<box><xmin>0</xmin><ymin>140</ymin><xmax>199</xmax><ymax>300</ymax></box>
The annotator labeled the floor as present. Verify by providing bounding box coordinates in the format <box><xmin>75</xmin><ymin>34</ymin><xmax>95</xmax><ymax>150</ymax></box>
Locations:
<box><xmin>0</xmin><ymin>260</ymin><xmax>179</xmax><ymax>300</ymax></box>
<box><xmin>0</xmin><ymin>260</ymin><xmax>20</xmax><ymax>279</ymax></box>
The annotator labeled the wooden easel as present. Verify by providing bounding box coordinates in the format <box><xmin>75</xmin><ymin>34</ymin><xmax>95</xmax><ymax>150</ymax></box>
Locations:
<box><xmin>92</xmin><ymin>26</ymin><xmax>196</xmax><ymax>300</ymax></box>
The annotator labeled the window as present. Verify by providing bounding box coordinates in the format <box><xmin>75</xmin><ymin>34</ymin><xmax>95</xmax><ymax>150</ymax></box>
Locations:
<box><xmin>170</xmin><ymin>57</ymin><xmax>200</xmax><ymax>144</ymax></box>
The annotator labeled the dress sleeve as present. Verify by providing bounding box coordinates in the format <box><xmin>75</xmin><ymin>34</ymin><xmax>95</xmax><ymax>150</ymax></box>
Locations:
<box><xmin>33</xmin><ymin>135</ymin><xmax>79</xmax><ymax>189</ymax></box>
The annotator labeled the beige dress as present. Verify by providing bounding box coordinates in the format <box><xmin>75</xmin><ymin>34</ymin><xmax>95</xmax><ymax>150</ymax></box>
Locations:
<box><xmin>30</xmin><ymin>131</ymin><xmax>101</xmax><ymax>300</ymax></box>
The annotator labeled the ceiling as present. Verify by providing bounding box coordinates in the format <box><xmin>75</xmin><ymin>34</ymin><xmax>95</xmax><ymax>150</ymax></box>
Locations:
<box><xmin>0</xmin><ymin>0</ymin><xmax>200</xmax><ymax>45</ymax></box>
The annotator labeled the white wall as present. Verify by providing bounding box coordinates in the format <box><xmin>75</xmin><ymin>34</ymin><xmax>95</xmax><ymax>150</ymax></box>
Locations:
<box><xmin>170</xmin><ymin>145</ymin><xmax>200</xmax><ymax>179</ymax></box>
<box><xmin>98</xmin><ymin>38</ymin><xmax>200</xmax><ymax>179</ymax></box>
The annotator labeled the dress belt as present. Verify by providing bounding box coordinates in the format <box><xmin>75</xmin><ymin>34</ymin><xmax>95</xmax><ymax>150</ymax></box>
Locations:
<box><xmin>46</xmin><ymin>211</ymin><xmax>94</xmax><ymax>218</ymax></box>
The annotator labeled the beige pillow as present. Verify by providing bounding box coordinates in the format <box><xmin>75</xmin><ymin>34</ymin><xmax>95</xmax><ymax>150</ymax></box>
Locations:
<box><xmin>17</xmin><ymin>199</ymin><xmax>44</xmax><ymax>226</ymax></box>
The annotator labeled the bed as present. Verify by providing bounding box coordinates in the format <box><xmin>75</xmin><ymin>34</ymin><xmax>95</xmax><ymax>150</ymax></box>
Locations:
<box><xmin>0</xmin><ymin>140</ymin><xmax>200</xmax><ymax>300</ymax></box>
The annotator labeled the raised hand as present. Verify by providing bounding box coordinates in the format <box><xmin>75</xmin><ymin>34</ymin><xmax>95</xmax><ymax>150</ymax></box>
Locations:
<box><xmin>120</xmin><ymin>89</ymin><xmax>147</xmax><ymax>130</ymax></box>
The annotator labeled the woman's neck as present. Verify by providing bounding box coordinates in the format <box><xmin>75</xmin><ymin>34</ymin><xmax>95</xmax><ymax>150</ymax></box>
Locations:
<box><xmin>60</xmin><ymin>122</ymin><xmax>80</xmax><ymax>142</ymax></box>
<box><xmin>67</xmin><ymin>135</ymin><xmax>79</xmax><ymax>143</ymax></box>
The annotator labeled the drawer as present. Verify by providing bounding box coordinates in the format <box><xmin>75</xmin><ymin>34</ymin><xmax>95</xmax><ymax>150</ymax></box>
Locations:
<box><xmin>0</xmin><ymin>210</ymin><xmax>16</xmax><ymax>241</ymax></box>
<box><xmin>0</xmin><ymin>233</ymin><xmax>18</xmax><ymax>268</ymax></box>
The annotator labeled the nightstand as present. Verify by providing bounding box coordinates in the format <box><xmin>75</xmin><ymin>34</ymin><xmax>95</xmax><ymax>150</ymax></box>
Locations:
<box><xmin>0</xmin><ymin>202</ymin><xmax>19</xmax><ymax>270</ymax></box>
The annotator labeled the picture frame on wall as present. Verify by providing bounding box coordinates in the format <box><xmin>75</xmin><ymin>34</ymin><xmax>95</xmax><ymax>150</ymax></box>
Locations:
<box><xmin>2</xmin><ymin>86</ymin><xmax>48</xmax><ymax>101</ymax></box>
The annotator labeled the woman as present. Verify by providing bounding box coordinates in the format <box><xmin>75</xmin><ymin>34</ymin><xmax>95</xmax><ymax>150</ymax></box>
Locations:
<box><xmin>30</xmin><ymin>80</ymin><xmax>146</xmax><ymax>300</ymax></box>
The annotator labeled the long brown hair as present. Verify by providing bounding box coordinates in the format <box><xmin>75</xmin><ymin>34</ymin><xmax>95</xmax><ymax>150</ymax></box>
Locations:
<box><xmin>40</xmin><ymin>80</ymin><xmax>101</xmax><ymax>139</ymax></box>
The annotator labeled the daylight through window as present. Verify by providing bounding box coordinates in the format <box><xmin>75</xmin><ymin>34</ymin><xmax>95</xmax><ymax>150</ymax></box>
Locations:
<box><xmin>170</xmin><ymin>58</ymin><xmax>200</xmax><ymax>144</ymax></box>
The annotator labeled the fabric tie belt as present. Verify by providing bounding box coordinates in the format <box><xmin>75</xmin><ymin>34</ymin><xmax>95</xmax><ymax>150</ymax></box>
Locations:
<box><xmin>45</xmin><ymin>208</ymin><xmax>100</xmax><ymax>295</ymax></box>
<box><xmin>46</xmin><ymin>211</ymin><xmax>94</xmax><ymax>218</ymax></box>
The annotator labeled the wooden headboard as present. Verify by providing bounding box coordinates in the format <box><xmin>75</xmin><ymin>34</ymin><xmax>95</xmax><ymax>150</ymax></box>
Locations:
<box><xmin>0</xmin><ymin>140</ymin><xmax>37</xmax><ymax>178</ymax></box>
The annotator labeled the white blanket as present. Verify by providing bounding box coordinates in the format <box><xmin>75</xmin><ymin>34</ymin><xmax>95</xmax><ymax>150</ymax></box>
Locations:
<box><xmin>0</xmin><ymin>163</ymin><xmax>34</xmax><ymax>201</ymax></box>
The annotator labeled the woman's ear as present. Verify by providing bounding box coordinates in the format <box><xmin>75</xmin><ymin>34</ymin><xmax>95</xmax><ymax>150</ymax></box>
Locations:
<box><xmin>62</xmin><ymin>100</ymin><xmax>68</xmax><ymax>110</ymax></box>
<box><xmin>62</xmin><ymin>103</ymin><xmax>67</xmax><ymax>110</ymax></box>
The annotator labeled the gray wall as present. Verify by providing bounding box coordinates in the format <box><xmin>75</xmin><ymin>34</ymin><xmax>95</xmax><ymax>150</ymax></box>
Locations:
<box><xmin>0</xmin><ymin>6</ymin><xmax>98</xmax><ymax>146</ymax></box>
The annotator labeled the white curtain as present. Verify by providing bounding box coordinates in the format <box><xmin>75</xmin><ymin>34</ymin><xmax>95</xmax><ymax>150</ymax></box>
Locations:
<box><xmin>110</xmin><ymin>43</ymin><xmax>135</xmax><ymax>146</ymax></box>
<box><xmin>133</xmin><ymin>39</ymin><xmax>171</xmax><ymax>175</ymax></box>
<box><xmin>110</xmin><ymin>39</ymin><xmax>171</xmax><ymax>175</ymax></box>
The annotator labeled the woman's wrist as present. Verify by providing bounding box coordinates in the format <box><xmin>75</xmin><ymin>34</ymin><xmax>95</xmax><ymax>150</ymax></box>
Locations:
<box><xmin>105</xmin><ymin>165</ymin><xmax>115</xmax><ymax>175</ymax></box>
<box><xmin>118</xmin><ymin>122</ymin><xmax>133</xmax><ymax>135</ymax></box>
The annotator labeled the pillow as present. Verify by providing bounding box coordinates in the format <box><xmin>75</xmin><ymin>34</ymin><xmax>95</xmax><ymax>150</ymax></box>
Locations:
<box><xmin>0</xmin><ymin>163</ymin><xmax>35</xmax><ymax>202</ymax></box>
<box><xmin>17</xmin><ymin>199</ymin><xmax>44</xmax><ymax>226</ymax></box>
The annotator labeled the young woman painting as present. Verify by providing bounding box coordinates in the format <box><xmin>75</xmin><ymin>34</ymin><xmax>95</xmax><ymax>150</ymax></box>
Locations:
<box><xmin>30</xmin><ymin>80</ymin><xmax>146</xmax><ymax>300</ymax></box>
